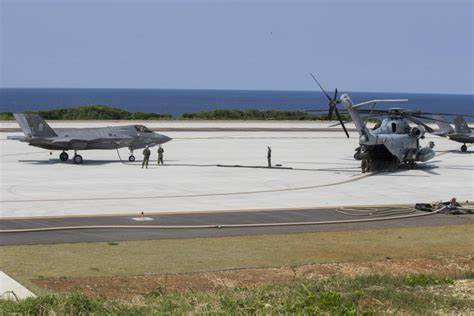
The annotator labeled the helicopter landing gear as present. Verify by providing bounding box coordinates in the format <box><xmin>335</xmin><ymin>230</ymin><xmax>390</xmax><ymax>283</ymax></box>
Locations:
<box><xmin>461</xmin><ymin>144</ymin><xmax>467</xmax><ymax>152</ymax></box>
<box><xmin>73</xmin><ymin>150</ymin><xmax>83</xmax><ymax>164</ymax></box>
<box><xmin>361</xmin><ymin>158</ymin><xmax>371</xmax><ymax>173</ymax></box>
<box><xmin>128</xmin><ymin>148</ymin><xmax>136</xmax><ymax>162</ymax></box>
<box><xmin>59</xmin><ymin>151</ymin><xmax>69</xmax><ymax>162</ymax></box>
<box><xmin>354</xmin><ymin>147</ymin><xmax>362</xmax><ymax>160</ymax></box>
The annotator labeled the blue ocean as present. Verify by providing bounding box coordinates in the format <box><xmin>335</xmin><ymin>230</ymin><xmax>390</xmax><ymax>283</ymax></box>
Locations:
<box><xmin>0</xmin><ymin>88</ymin><xmax>472</xmax><ymax>118</ymax></box>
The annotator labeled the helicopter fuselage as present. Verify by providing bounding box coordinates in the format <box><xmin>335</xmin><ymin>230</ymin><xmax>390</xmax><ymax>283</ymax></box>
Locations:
<box><xmin>340</xmin><ymin>94</ymin><xmax>435</xmax><ymax>165</ymax></box>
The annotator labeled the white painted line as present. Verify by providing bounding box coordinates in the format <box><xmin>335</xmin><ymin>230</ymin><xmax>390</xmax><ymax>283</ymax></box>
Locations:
<box><xmin>0</xmin><ymin>271</ymin><xmax>36</xmax><ymax>300</ymax></box>
<box><xmin>131</xmin><ymin>217</ymin><xmax>154</xmax><ymax>221</ymax></box>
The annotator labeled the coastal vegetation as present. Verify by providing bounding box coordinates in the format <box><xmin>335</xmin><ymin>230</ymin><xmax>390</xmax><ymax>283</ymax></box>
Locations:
<box><xmin>0</xmin><ymin>106</ymin><xmax>172</xmax><ymax>121</ymax></box>
<box><xmin>0</xmin><ymin>105</ymin><xmax>330</xmax><ymax>121</ymax></box>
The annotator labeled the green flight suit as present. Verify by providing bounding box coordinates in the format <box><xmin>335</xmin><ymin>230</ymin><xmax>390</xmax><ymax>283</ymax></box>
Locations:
<box><xmin>142</xmin><ymin>147</ymin><xmax>151</xmax><ymax>168</ymax></box>
<box><xmin>157</xmin><ymin>147</ymin><xmax>164</xmax><ymax>165</ymax></box>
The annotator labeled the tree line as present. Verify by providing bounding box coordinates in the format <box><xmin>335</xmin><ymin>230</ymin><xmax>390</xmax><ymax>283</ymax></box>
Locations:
<box><xmin>0</xmin><ymin>105</ymin><xmax>336</xmax><ymax>121</ymax></box>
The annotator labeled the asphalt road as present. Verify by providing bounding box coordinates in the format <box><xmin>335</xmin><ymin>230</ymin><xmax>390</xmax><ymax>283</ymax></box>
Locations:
<box><xmin>1</xmin><ymin>207</ymin><xmax>472</xmax><ymax>245</ymax></box>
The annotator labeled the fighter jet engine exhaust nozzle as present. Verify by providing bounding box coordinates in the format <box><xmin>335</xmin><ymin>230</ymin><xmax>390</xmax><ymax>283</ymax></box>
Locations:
<box><xmin>410</xmin><ymin>126</ymin><xmax>425</xmax><ymax>139</ymax></box>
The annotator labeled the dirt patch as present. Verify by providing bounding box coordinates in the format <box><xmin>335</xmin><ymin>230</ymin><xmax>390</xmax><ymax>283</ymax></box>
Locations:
<box><xmin>32</xmin><ymin>255</ymin><xmax>473</xmax><ymax>300</ymax></box>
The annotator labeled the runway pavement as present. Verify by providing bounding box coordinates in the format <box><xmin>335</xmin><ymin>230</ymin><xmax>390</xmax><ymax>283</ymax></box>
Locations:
<box><xmin>1</xmin><ymin>207</ymin><xmax>472</xmax><ymax>245</ymax></box>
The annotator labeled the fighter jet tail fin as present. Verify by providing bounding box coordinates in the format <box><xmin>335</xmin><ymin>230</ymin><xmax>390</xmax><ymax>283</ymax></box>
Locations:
<box><xmin>453</xmin><ymin>116</ymin><xmax>471</xmax><ymax>134</ymax></box>
<box><xmin>433</xmin><ymin>115</ymin><xmax>454</xmax><ymax>136</ymax></box>
<box><xmin>13</xmin><ymin>113</ymin><xmax>57</xmax><ymax>138</ymax></box>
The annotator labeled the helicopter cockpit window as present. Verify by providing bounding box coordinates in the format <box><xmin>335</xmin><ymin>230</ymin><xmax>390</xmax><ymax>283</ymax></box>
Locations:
<box><xmin>134</xmin><ymin>125</ymin><xmax>153</xmax><ymax>133</ymax></box>
<box><xmin>391</xmin><ymin>122</ymin><xmax>397</xmax><ymax>133</ymax></box>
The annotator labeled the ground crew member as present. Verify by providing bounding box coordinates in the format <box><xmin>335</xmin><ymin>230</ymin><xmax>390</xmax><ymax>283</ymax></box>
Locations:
<box><xmin>267</xmin><ymin>146</ymin><xmax>272</xmax><ymax>168</ymax></box>
<box><xmin>157</xmin><ymin>145</ymin><xmax>164</xmax><ymax>165</ymax></box>
<box><xmin>142</xmin><ymin>145</ymin><xmax>151</xmax><ymax>168</ymax></box>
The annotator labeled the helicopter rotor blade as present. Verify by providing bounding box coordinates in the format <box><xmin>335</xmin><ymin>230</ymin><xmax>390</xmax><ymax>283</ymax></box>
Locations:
<box><xmin>329</xmin><ymin>120</ymin><xmax>350</xmax><ymax>127</ymax></box>
<box><xmin>309</xmin><ymin>73</ymin><xmax>332</xmax><ymax>101</ymax></box>
<box><xmin>411</xmin><ymin>111</ymin><xmax>474</xmax><ymax>118</ymax></box>
<box><xmin>327</xmin><ymin>88</ymin><xmax>339</xmax><ymax>119</ymax></box>
<box><xmin>334</xmin><ymin>107</ymin><xmax>350</xmax><ymax>138</ymax></box>
<box><xmin>328</xmin><ymin>104</ymin><xmax>335</xmax><ymax>119</ymax></box>
<box><xmin>406</xmin><ymin>116</ymin><xmax>434</xmax><ymax>133</ymax></box>
<box><xmin>409</xmin><ymin>114</ymin><xmax>451</xmax><ymax>124</ymax></box>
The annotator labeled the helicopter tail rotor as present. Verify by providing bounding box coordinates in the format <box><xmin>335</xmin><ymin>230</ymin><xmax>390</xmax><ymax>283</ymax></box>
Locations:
<box><xmin>309</xmin><ymin>73</ymin><xmax>349</xmax><ymax>138</ymax></box>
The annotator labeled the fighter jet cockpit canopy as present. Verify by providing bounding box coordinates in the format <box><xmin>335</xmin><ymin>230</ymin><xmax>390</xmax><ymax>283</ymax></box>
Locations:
<box><xmin>134</xmin><ymin>125</ymin><xmax>153</xmax><ymax>133</ymax></box>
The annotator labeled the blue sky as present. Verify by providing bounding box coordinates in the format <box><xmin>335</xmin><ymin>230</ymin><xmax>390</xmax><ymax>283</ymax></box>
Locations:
<box><xmin>0</xmin><ymin>0</ymin><xmax>472</xmax><ymax>94</ymax></box>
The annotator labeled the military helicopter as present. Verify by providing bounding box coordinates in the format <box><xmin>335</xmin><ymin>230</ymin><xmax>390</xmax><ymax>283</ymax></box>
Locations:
<box><xmin>308</xmin><ymin>74</ymin><xmax>449</xmax><ymax>172</ymax></box>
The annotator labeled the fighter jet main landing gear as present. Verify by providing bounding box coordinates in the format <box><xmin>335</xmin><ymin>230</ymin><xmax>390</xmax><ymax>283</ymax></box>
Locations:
<box><xmin>73</xmin><ymin>155</ymin><xmax>83</xmax><ymax>164</ymax></box>
<box><xmin>73</xmin><ymin>150</ymin><xmax>83</xmax><ymax>164</ymax></box>
<box><xmin>461</xmin><ymin>144</ymin><xmax>467</xmax><ymax>152</ymax></box>
<box><xmin>59</xmin><ymin>151</ymin><xmax>69</xmax><ymax>162</ymax></box>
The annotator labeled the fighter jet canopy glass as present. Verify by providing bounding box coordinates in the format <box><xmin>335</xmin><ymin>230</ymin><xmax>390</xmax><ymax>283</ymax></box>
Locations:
<box><xmin>134</xmin><ymin>125</ymin><xmax>153</xmax><ymax>133</ymax></box>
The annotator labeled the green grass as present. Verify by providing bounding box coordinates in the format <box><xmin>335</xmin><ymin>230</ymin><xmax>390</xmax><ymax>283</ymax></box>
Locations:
<box><xmin>1</xmin><ymin>224</ymin><xmax>473</xmax><ymax>296</ymax></box>
<box><xmin>403</xmin><ymin>274</ymin><xmax>454</xmax><ymax>287</ymax></box>
<box><xmin>1</xmin><ymin>274</ymin><xmax>472</xmax><ymax>315</ymax></box>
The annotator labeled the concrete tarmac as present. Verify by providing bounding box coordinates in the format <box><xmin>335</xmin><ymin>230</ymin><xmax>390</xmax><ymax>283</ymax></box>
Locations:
<box><xmin>1</xmin><ymin>121</ymin><xmax>473</xmax><ymax>219</ymax></box>
<box><xmin>1</xmin><ymin>207</ymin><xmax>472</xmax><ymax>245</ymax></box>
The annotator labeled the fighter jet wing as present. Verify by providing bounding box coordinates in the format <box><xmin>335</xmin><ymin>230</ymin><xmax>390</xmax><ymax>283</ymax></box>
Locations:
<box><xmin>50</xmin><ymin>138</ymin><xmax>89</xmax><ymax>149</ymax></box>
<box><xmin>7</xmin><ymin>135</ymin><xmax>28</xmax><ymax>142</ymax></box>
<box><xmin>52</xmin><ymin>136</ymin><xmax>135</xmax><ymax>149</ymax></box>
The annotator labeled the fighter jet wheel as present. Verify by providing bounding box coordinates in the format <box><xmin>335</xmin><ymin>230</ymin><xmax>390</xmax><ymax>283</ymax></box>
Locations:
<box><xmin>461</xmin><ymin>145</ymin><xmax>467</xmax><ymax>152</ymax></box>
<box><xmin>59</xmin><ymin>152</ymin><xmax>69</xmax><ymax>162</ymax></box>
<box><xmin>128</xmin><ymin>155</ymin><xmax>136</xmax><ymax>162</ymax></box>
<box><xmin>73</xmin><ymin>154</ymin><xmax>83</xmax><ymax>164</ymax></box>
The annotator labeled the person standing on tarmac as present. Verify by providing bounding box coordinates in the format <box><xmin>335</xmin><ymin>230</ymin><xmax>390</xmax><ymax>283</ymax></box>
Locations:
<box><xmin>267</xmin><ymin>146</ymin><xmax>272</xmax><ymax>168</ymax></box>
<box><xmin>157</xmin><ymin>145</ymin><xmax>164</xmax><ymax>165</ymax></box>
<box><xmin>142</xmin><ymin>145</ymin><xmax>151</xmax><ymax>168</ymax></box>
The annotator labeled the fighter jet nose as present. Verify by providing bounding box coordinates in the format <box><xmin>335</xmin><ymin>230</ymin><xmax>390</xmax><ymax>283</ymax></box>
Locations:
<box><xmin>161</xmin><ymin>135</ymin><xmax>172</xmax><ymax>143</ymax></box>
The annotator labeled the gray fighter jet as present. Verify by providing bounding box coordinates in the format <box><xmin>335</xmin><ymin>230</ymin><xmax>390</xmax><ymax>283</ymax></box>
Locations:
<box><xmin>8</xmin><ymin>113</ymin><xmax>172</xmax><ymax>164</ymax></box>
<box><xmin>434</xmin><ymin>116</ymin><xmax>473</xmax><ymax>152</ymax></box>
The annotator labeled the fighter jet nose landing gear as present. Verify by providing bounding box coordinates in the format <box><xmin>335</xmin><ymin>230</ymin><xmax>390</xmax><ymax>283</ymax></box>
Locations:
<box><xmin>128</xmin><ymin>148</ymin><xmax>136</xmax><ymax>162</ymax></box>
<box><xmin>59</xmin><ymin>151</ymin><xmax>69</xmax><ymax>162</ymax></box>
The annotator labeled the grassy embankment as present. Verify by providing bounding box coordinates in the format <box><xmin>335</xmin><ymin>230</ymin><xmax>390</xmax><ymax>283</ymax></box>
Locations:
<box><xmin>0</xmin><ymin>105</ymin><xmax>332</xmax><ymax>121</ymax></box>
<box><xmin>2</xmin><ymin>225</ymin><xmax>472</xmax><ymax>285</ymax></box>
<box><xmin>1</xmin><ymin>273</ymin><xmax>472</xmax><ymax>315</ymax></box>
<box><xmin>1</xmin><ymin>225</ymin><xmax>473</xmax><ymax>313</ymax></box>
<box><xmin>0</xmin><ymin>224</ymin><xmax>472</xmax><ymax>312</ymax></box>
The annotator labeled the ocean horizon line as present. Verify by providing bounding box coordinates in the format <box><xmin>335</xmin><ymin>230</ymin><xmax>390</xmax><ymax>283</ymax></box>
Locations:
<box><xmin>1</xmin><ymin>87</ymin><xmax>472</xmax><ymax>97</ymax></box>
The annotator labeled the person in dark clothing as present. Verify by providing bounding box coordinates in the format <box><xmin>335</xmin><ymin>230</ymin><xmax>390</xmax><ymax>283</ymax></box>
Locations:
<box><xmin>267</xmin><ymin>146</ymin><xmax>272</xmax><ymax>168</ymax></box>
<box><xmin>142</xmin><ymin>145</ymin><xmax>151</xmax><ymax>168</ymax></box>
<box><xmin>157</xmin><ymin>145</ymin><xmax>164</xmax><ymax>165</ymax></box>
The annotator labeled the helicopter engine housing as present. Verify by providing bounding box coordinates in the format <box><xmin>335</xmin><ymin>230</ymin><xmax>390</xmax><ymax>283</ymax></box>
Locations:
<box><xmin>410</xmin><ymin>126</ymin><xmax>425</xmax><ymax>139</ymax></box>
